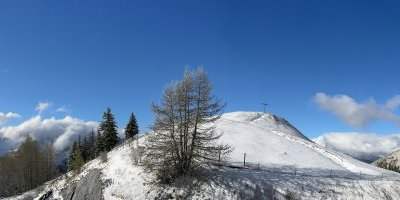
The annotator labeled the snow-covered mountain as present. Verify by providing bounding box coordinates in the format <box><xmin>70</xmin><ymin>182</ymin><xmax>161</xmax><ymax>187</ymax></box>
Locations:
<box><xmin>5</xmin><ymin>112</ymin><xmax>400</xmax><ymax>200</ymax></box>
<box><xmin>374</xmin><ymin>149</ymin><xmax>400</xmax><ymax>169</ymax></box>
<box><xmin>216</xmin><ymin>112</ymin><xmax>388</xmax><ymax>174</ymax></box>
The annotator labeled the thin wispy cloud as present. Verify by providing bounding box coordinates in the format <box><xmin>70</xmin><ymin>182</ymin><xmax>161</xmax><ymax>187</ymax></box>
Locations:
<box><xmin>35</xmin><ymin>101</ymin><xmax>51</xmax><ymax>114</ymax></box>
<box><xmin>314</xmin><ymin>93</ymin><xmax>400</xmax><ymax>128</ymax></box>
<box><xmin>0</xmin><ymin>112</ymin><xmax>21</xmax><ymax>125</ymax></box>
<box><xmin>56</xmin><ymin>106</ymin><xmax>70</xmax><ymax>113</ymax></box>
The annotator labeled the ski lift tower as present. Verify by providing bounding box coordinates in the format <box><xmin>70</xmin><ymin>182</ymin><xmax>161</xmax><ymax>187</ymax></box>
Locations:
<box><xmin>261</xmin><ymin>103</ymin><xmax>268</xmax><ymax>113</ymax></box>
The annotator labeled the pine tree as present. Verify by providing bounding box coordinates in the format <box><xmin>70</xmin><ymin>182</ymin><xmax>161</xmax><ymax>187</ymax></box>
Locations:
<box><xmin>99</xmin><ymin>108</ymin><xmax>119</xmax><ymax>152</ymax></box>
<box><xmin>125</xmin><ymin>112</ymin><xmax>139</xmax><ymax>140</ymax></box>
<box><xmin>96</xmin><ymin>130</ymin><xmax>104</xmax><ymax>155</ymax></box>
<box><xmin>68</xmin><ymin>141</ymin><xmax>84</xmax><ymax>172</ymax></box>
<box><xmin>88</xmin><ymin>129</ymin><xmax>96</xmax><ymax>159</ymax></box>
<box><xmin>81</xmin><ymin>136</ymin><xmax>89</xmax><ymax>162</ymax></box>
<box><xmin>68</xmin><ymin>142</ymin><xmax>78</xmax><ymax>171</ymax></box>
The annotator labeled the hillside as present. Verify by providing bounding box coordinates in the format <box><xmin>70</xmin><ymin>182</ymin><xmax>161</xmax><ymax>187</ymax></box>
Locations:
<box><xmin>374</xmin><ymin>149</ymin><xmax>400</xmax><ymax>171</ymax></box>
<box><xmin>5</xmin><ymin>112</ymin><xmax>400</xmax><ymax>200</ymax></box>
<box><xmin>215</xmin><ymin>112</ymin><xmax>393</xmax><ymax>175</ymax></box>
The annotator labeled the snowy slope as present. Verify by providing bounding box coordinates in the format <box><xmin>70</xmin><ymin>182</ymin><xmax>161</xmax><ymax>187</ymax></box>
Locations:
<box><xmin>215</xmin><ymin>112</ymin><xmax>389</xmax><ymax>175</ymax></box>
<box><xmin>5</xmin><ymin>111</ymin><xmax>400</xmax><ymax>200</ymax></box>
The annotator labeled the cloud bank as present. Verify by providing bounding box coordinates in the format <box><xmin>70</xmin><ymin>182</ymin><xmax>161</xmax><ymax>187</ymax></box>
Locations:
<box><xmin>0</xmin><ymin>115</ymin><xmax>98</xmax><ymax>152</ymax></box>
<box><xmin>314</xmin><ymin>93</ymin><xmax>400</xmax><ymax>128</ymax></box>
<box><xmin>0</xmin><ymin>112</ymin><xmax>20</xmax><ymax>124</ymax></box>
<box><xmin>314</xmin><ymin>132</ymin><xmax>400</xmax><ymax>162</ymax></box>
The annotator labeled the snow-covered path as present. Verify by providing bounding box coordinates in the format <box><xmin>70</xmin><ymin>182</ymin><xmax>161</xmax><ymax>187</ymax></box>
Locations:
<box><xmin>102</xmin><ymin>144</ymin><xmax>148</xmax><ymax>200</ymax></box>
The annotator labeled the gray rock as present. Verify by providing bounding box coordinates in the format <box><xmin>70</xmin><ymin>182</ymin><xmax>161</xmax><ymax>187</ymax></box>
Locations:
<box><xmin>61</xmin><ymin>169</ymin><xmax>103</xmax><ymax>200</ymax></box>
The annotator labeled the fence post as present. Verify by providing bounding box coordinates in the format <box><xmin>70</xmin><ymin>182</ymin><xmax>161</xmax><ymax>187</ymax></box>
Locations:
<box><xmin>218</xmin><ymin>149</ymin><xmax>221</xmax><ymax>163</ymax></box>
<box><xmin>243</xmin><ymin>153</ymin><xmax>246</xmax><ymax>167</ymax></box>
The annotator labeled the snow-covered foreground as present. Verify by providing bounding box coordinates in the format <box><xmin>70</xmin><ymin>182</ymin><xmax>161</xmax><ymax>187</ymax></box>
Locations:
<box><xmin>82</xmin><ymin>142</ymin><xmax>400</xmax><ymax>200</ymax></box>
<box><xmin>5</xmin><ymin>111</ymin><xmax>400</xmax><ymax>200</ymax></box>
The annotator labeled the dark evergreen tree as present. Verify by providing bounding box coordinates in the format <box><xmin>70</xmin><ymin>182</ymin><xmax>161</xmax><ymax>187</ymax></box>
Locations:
<box><xmin>78</xmin><ymin>135</ymin><xmax>81</xmax><ymax>149</ymax></box>
<box><xmin>88</xmin><ymin>129</ymin><xmax>96</xmax><ymax>159</ymax></box>
<box><xmin>98</xmin><ymin>108</ymin><xmax>119</xmax><ymax>152</ymax></box>
<box><xmin>96</xmin><ymin>130</ymin><xmax>104</xmax><ymax>155</ymax></box>
<box><xmin>125</xmin><ymin>112</ymin><xmax>139</xmax><ymax>140</ymax></box>
<box><xmin>68</xmin><ymin>141</ymin><xmax>84</xmax><ymax>172</ymax></box>
<box><xmin>81</xmin><ymin>136</ymin><xmax>89</xmax><ymax>161</ymax></box>
<box><xmin>68</xmin><ymin>142</ymin><xmax>78</xmax><ymax>171</ymax></box>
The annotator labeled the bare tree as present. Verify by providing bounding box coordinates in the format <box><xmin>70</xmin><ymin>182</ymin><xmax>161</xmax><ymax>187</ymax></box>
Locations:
<box><xmin>0</xmin><ymin>136</ymin><xmax>58</xmax><ymax>198</ymax></box>
<box><xmin>144</xmin><ymin>68</ymin><xmax>231</xmax><ymax>182</ymax></box>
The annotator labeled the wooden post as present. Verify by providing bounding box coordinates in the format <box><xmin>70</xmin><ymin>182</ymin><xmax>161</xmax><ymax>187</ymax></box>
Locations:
<box><xmin>243</xmin><ymin>153</ymin><xmax>246</xmax><ymax>167</ymax></box>
<box><xmin>218</xmin><ymin>148</ymin><xmax>221</xmax><ymax>162</ymax></box>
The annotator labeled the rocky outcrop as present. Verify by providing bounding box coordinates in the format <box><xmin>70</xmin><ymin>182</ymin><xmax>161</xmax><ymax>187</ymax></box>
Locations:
<box><xmin>61</xmin><ymin>169</ymin><xmax>103</xmax><ymax>200</ymax></box>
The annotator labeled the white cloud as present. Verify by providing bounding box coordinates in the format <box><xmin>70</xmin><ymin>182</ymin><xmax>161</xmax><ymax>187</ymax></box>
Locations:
<box><xmin>0</xmin><ymin>115</ymin><xmax>98</xmax><ymax>152</ymax></box>
<box><xmin>0</xmin><ymin>112</ymin><xmax>21</xmax><ymax>124</ymax></box>
<box><xmin>314</xmin><ymin>132</ymin><xmax>400</xmax><ymax>162</ymax></box>
<box><xmin>314</xmin><ymin>93</ymin><xmax>400</xmax><ymax>128</ymax></box>
<box><xmin>385</xmin><ymin>95</ymin><xmax>400</xmax><ymax>110</ymax></box>
<box><xmin>56</xmin><ymin>106</ymin><xmax>69</xmax><ymax>113</ymax></box>
<box><xmin>35</xmin><ymin>101</ymin><xmax>51</xmax><ymax>114</ymax></box>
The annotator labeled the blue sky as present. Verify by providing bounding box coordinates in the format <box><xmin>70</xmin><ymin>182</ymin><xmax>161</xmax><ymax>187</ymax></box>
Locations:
<box><xmin>0</xmin><ymin>0</ymin><xmax>400</xmax><ymax>139</ymax></box>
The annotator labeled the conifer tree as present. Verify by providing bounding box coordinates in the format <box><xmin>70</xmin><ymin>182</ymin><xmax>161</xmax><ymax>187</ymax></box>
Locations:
<box><xmin>88</xmin><ymin>129</ymin><xmax>96</xmax><ymax>159</ymax></box>
<box><xmin>68</xmin><ymin>141</ymin><xmax>84</xmax><ymax>172</ymax></box>
<box><xmin>81</xmin><ymin>136</ymin><xmax>89</xmax><ymax>161</ymax></box>
<box><xmin>125</xmin><ymin>112</ymin><xmax>139</xmax><ymax>140</ymax></box>
<box><xmin>99</xmin><ymin>108</ymin><xmax>119</xmax><ymax>152</ymax></box>
<box><xmin>68</xmin><ymin>142</ymin><xmax>77</xmax><ymax>171</ymax></box>
<box><xmin>96</xmin><ymin>130</ymin><xmax>104</xmax><ymax>155</ymax></box>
